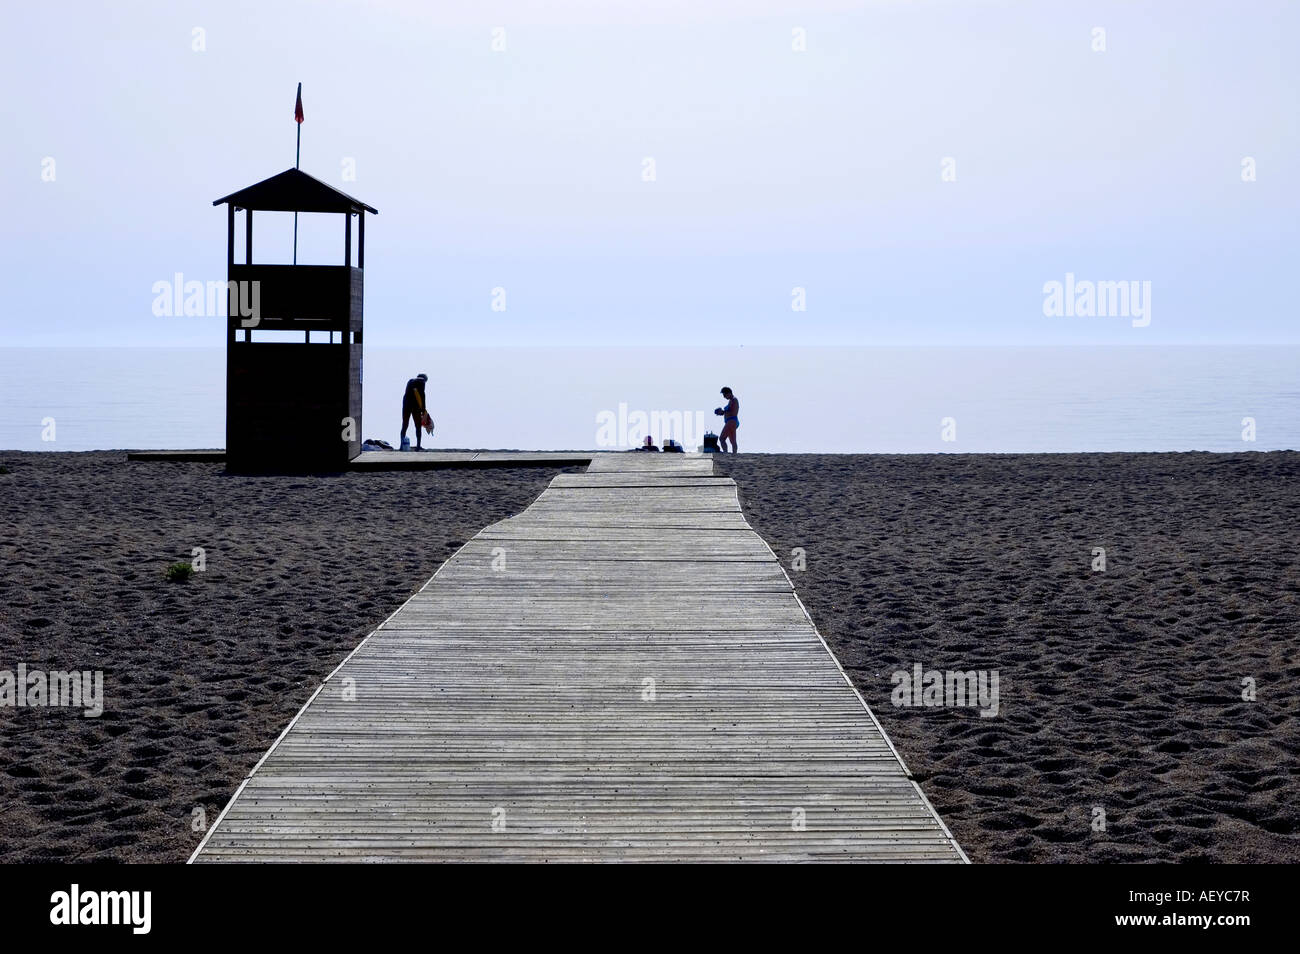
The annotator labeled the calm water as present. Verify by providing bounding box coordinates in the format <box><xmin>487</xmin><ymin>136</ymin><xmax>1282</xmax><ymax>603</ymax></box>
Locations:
<box><xmin>1</xmin><ymin>346</ymin><xmax>1296</xmax><ymax>454</ymax></box>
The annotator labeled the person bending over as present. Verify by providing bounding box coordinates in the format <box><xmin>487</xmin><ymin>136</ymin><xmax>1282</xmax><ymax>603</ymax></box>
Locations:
<box><xmin>401</xmin><ymin>373</ymin><xmax>429</xmax><ymax>450</ymax></box>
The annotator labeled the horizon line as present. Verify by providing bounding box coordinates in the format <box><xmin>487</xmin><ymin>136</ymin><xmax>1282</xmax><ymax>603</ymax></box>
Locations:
<box><xmin>6</xmin><ymin>342</ymin><xmax>1300</xmax><ymax>350</ymax></box>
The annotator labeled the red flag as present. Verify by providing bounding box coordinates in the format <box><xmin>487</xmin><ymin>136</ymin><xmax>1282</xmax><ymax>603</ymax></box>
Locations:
<box><xmin>294</xmin><ymin>83</ymin><xmax>304</xmax><ymax>124</ymax></box>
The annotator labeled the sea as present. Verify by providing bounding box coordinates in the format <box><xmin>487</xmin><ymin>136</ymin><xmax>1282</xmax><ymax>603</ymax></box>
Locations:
<box><xmin>1</xmin><ymin>346</ymin><xmax>1297</xmax><ymax>454</ymax></box>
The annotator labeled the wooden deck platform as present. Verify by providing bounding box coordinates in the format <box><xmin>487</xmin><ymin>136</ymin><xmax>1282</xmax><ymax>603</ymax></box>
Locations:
<box><xmin>125</xmin><ymin>449</ymin><xmax>227</xmax><ymax>462</ymax></box>
<box><xmin>126</xmin><ymin>449</ymin><xmax>600</xmax><ymax>468</ymax></box>
<box><xmin>350</xmin><ymin>450</ymin><xmax>598</xmax><ymax>470</ymax></box>
<box><xmin>192</xmin><ymin>453</ymin><xmax>966</xmax><ymax>862</ymax></box>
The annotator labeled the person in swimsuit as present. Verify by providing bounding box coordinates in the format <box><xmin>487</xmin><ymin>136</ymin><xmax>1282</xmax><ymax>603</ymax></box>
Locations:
<box><xmin>715</xmin><ymin>386</ymin><xmax>739</xmax><ymax>453</ymax></box>
<box><xmin>401</xmin><ymin>373</ymin><xmax>429</xmax><ymax>450</ymax></box>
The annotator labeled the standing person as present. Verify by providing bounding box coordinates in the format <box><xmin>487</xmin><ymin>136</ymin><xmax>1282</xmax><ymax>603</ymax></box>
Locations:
<box><xmin>714</xmin><ymin>386</ymin><xmax>739</xmax><ymax>453</ymax></box>
<box><xmin>401</xmin><ymin>373</ymin><xmax>429</xmax><ymax>451</ymax></box>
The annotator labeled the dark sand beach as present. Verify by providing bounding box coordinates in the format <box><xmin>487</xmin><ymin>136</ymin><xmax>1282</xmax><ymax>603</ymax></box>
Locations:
<box><xmin>2</xmin><ymin>451</ymin><xmax>1296</xmax><ymax>863</ymax></box>
<box><xmin>718</xmin><ymin>452</ymin><xmax>1300</xmax><ymax>863</ymax></box>
<box><xmin>0</xmin><ymin>452</ymin><xmax>576</xmax><ymax>862</ymax></box>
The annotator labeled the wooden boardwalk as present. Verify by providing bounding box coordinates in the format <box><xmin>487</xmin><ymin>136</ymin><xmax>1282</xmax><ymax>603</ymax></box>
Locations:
<box><xmin>192</xmin><ymin>454</ymin><xmax>966</xmax><ymax>862</ymax></box>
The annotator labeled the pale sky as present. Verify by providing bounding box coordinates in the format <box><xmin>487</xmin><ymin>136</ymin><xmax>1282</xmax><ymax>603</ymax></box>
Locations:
<box><xmin>2</xmin><ymin>0</ymin><xmax>1296</xmax><ymax>347</ymax></box>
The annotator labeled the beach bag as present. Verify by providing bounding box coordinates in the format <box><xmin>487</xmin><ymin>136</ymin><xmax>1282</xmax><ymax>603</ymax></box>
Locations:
<box><xmin>400</xmin><ymin>435</ymin><xmax>411</xmax><ymax>451</ymax></box>
<box><xmin>701</xmin><ymin>432</ymin><xmax>719</xmax><ymax>452</ymax></box>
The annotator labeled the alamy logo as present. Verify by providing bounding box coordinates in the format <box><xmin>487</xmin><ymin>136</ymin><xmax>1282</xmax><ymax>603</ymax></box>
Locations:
<box><xmin>1042</xmin><ymin>272</ymin><xmax>1151</xmax><ymax>327</ymax></box>
<box><xmin>0</xmin><ymin>664</ymin><xmax>103</xmax><ymax>717</ymax></box>
<box><xmin>891</xmin><ymin>663</ymin><xmax>1000</xmax><ymax>717</ymax></box>
<box><xmin>50</xmin><ymin>884</ymin><xmax>151</xmax><ymax>934</ymax></box>
<box><xmin>595</xmin><ymin>403</ymin><xmax>709</xmax><ymax>449</ymax></box>
<box><xmin>151</xmin><ymin>272</ymin><xmax>261</xmax><ymax>325</ymax></box>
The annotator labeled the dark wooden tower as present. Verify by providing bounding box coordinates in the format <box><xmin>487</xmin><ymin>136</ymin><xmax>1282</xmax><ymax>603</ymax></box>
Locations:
<box><xmin>212</xmin><ymin>170</ymin><xmax>377</xmax><ymax>472</ymax></box>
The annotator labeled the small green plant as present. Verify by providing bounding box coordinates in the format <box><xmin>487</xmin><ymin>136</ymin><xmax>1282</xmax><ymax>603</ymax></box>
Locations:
<box><xmin>0</xmin><ymin>465</ymin><xmax>11</xmax><ymax>475</ymax></box>
<box><xmin>165</xmin><ymin>562</ymin><xmax>195</xmax><ymax>583</ymax></box>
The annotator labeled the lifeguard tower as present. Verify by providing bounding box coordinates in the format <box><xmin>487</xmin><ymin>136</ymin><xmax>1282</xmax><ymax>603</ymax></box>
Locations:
<box><xmin>212</xmin><ymin>170</ymin><xmax>377</xmax><ymax>472</ymax></box>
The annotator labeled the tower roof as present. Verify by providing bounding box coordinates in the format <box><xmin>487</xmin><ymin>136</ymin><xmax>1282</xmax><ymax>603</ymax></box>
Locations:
<box><xmin>213</xmin><ymin>168</ymin><xmax>377</xmax><ymax>214</ymax></box>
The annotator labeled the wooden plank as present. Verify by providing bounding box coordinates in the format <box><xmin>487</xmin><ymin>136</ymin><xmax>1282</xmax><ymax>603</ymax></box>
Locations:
<box><xmin>126</xmin><ymin>449</ymin><xmax>226</xmax><ymax>462</ymax></box>
<box><xmin>348</xmin><ymin>451</ymin><xmax>718</xmax><ymax>471</ymax></box>
<box><xmin>350</xmin><ymin>451</ymin><xmax>595</xmax><ymax>470</ymax></box>
<box><xmin>193</xmin><ymin>455</ymin><xmax>965</xmax><ymax>863</ymax></box>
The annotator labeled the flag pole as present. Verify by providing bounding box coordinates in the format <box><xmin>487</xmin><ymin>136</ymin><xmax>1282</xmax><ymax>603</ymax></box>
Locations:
<box><xmin>293</xmin><ymin>82</ymin><xmax>302</xmax><ymax>265</ymax></box>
